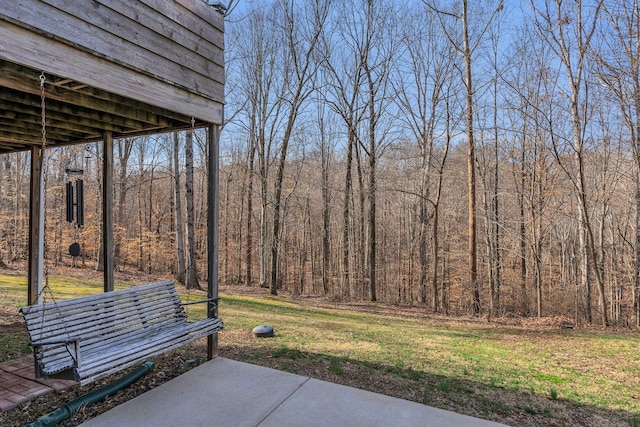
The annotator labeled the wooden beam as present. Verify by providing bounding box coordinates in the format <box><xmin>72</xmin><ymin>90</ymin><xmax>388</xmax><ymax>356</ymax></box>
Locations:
<box><xmin>0</xmin><ymin>65</ymin><xmax>183</xmax><ymax>128</ymax></box>
<box><xmin>0</xmin><ymin>139</ymin><xmax>32</xmax><ymax>151</ymax></box>
<box><xmin>0</xmin><ymin>94</ymin><xmax>145</xmax><ymax>134</ymax></box>
<box><xmin>103</xmin><ymin>132</ymin><xmax>114</xmax><ymax>292</ymax></box>
<box><xmin>0</xmin><ymin>111</ymin><xmax>107</xmax><ymax>136</ymax></box>
<box><xmin>0</xmin><ymin>132</ymin><xmax>44</xmax><ymax>145</ymax></box>
<box><xmin>207</xmin><ymin>123</ymin><xmax>220</xmax><ymax>360</ymax></box>
<box><xmin>27</xmin><ymin>145</ymin><xmax>44</xmax><ymax>305</ymax></box>
<box><xmin>0</xmin><ymin>117</ymin><xmax>95</xmax><ymax>142</ymax></box>
<box><xmin>0</xmin><ymin>120</ymin><xmax>212</xmax><ymax>155</ymax></box>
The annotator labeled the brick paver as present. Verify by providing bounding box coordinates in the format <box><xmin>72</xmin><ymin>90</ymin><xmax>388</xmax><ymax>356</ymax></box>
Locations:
<box><xmin>0</xmin><ymin>371</ymin><xmax>51</xmax><ymax>411</ymax></box>
<box><xmin>0</xmin><ymin>355</ymin><xmax>77</xmax><ymax>411</ymax></box>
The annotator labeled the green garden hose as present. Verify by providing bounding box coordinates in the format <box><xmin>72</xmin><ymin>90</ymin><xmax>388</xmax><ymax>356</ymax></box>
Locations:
<box><xmin>24</xmin><ymin>361</ymin><xmax>155</xmax><ymax>427</ymax></box>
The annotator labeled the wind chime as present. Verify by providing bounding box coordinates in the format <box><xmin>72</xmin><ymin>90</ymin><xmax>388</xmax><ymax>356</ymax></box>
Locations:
<box><xmin>65</xmin><ymin>165</ymin><xmax>84</xmax><ymax>262</ymax></box>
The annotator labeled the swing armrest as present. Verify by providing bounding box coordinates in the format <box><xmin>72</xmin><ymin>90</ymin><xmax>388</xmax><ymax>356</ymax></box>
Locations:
<box><xmin>31</xmin><ymin>338</ymin><xmax>82</xmax><ymax>368</ymax></box>
<box><xmin>179</xmin><ymin>298</ymin><xmax>217</xmax><ymax>307</ymax></box>
<box><xmin>180</xmin><ymin>298</ymin><xmax>219</xmax><ymax>318</ymax></box>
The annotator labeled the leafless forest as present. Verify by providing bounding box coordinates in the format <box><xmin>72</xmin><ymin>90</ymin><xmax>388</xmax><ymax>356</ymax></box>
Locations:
<box><xmin>2</xmin><ymin>0</ymin><xmax>640</xmax><ymax>327</ymax></box>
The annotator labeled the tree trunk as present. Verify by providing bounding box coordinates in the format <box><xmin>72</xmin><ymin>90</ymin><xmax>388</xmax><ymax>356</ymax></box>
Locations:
<box><xmin>146</xmin><ymin>164</ymin><xmax>154</xmax><ymax>274</ymax></box>
<box><xmin>185</xmin><ymin>130</ymin><xmax>201</xmax><ymax>290</ymax></box>
<box><xmin>356</xmin><ymin>145</ymin><xmax>366</xmax><ymax>299</ymax></box>
<box><xmin>368</xmin><ymin>137</ymin><xmax>377</xmax><ymax>303</ymax></box>
<box><xmin>490</xmin><ymin>54</ymin><xmax>501</xmax><ymax>317</ymax></box>
<box><xmin>518</xmin><ymin>148</ymin><xmax>528</xmax><ymax>315</ymax></box>
<box><xmin>259</xmin><ymin>152</ymin><xmax>268</xmax><ymax>289</ymax></box>
<box><xmin>418</xmin><ymin>141</ymin><xmax>431</xmax><ymax>305</ymax></box>
<box><xmin>246</xmin><ymin>131</ymin><xmax>256</xmax><ymax>287</ymax></box>
<box><xmin>320</xmin><ymin>116</ymin><xmax>331</xmax><ymax>295</ymax></box>
<box><xmin>136</xmin><ymin>145</ymin><xmax>145</xmax><ymax>271</ymax></box>
<box><xmin>633</xmin><ymin>57</ymin><xmax>640</xmax><ymax>328</ymax></box>
<box><xmin>366</xmin><ymin>64</ymin><xmax>377</xmax><ymax>303</ymax></box>
<box><xmin>431</xmin><ymin>97</ymin><xmax>452</xmax><ymax>313</ymax></box>
<box><xmin>115</xmin><ymin>138</ymin><xmax>133</xmax><ymax>270</ymax></box>
<box><xmin>342</xmin><ymin>132</ymin><xmax>354</xmax><ymax>297</ymax></box>
<box><xmin>96</xmin><ymin>143</ymin><xmax>105</xmax><ymax>272</ymax></box>
<box><xmin>636</xmin><ymin>164</ymin><xmax>640</xmax><ymax>327</ymax></box>
<box><xmin>173</xmin><ymin>132</ymin><xmax>186</xmax><ymax>285</ymax></box>
<box><xmin>462</xmin><ymin>0</ymin><xmax>480</xmax><ymax>315</ymax></box>
<box><xmin>535</xmin><ymin>249</ymin><xmax>542</xmax><ymax>318</ymax></box>
<box><xmin>222</xmin><ymin>169</ymin><xmax>232</xmax><ymax>283</ymax></box>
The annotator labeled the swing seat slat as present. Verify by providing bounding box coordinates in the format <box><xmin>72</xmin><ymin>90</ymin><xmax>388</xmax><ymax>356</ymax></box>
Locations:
<box><xmin>20</xmin><ymin>280</ymin><xmax>223</xmax><ymax>386</ymax></box>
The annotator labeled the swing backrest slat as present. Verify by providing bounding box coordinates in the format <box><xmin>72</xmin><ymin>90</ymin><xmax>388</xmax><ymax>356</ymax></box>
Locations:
<box><xmin>21</xmin><ymin>281</ymin><xmax>183</xmax><ymax>343</ymax></box>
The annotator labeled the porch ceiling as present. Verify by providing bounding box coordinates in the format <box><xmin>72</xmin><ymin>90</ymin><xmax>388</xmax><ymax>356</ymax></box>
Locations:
<box><xmin>0</xmin><ymin>60</ymin><xmax>207</xmax><ymax>154</ymax></box>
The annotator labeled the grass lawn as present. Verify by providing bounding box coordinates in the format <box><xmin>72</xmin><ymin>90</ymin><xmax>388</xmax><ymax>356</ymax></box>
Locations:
<box><xmin>1</xmin><ymin>270</ymin><xmax>639</xmax><ymax>426</ymax></box>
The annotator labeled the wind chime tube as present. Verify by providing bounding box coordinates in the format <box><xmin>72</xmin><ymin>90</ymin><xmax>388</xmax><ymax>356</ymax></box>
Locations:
<box><xmin>66</xmin><ymin>181</ymin><xmax>74</xmax><ymax>223</ymax></box>
<box><xmin>65</xmin><ymin>179</ymin><xmax>85</xmax><ymax>226</ymax></box>
<box><xmin>76</xmin><ymin>179</ymin><xmax>84</xmax><ymax>226</ymax></box>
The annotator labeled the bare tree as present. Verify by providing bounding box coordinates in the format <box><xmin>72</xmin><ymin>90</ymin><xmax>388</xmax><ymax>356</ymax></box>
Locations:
<box><xmin>320</xmin><ymin>0</ymin><xmax>368</xmax><ymax>298</ymax></box>
<box><xmin>321</xmin><ymin>0</ymin><xmax>394</xmax><ymax>301</ymax></box>
<box><xmin>173</xmin><ymin>132</ymin><xmax>186</xmax><ymax>285</ymax></box>
<box><xmin>230</xmin><ymin>4</ymin><xmax>286</xmax><ymax>289</ymax></box>
<box><xmin>0</xmin><ymin>155</ymin><xmax>5</xmax><ymax>267</ymax></box>
<box><xmin>480</xmin><ymin>15</ymin><xmax>507</xmax><ymax>319</ymax></box>
<box><xmin>503</xmin><ymin>23</ymin><xmax>559</xmax><ymax>317</ymax></box>
<box><xmin>115</xmin><ymin>138</ymin><xmax>133</xmax><ymax>270</ymax></box>
<box><xmin>358</xmin><ymin>0</ymin><xmax>396</xmax><ymax>302</ymax></box>
<box><xmin>185</xmin><ymin>130</ymin><xmax>201</xmax><ymax>289</ymax></box>
<box><xmin>426</xmin><ymin>0</ymin><xmax>504</xmax><ymax>315</ymax></box>
<box><xmin>532</xmin><ymin>0</ymin><xmax>608</xmax><ymax>326</ymax></box>
<box><xmin>393</xmin><ymin>6</ymin><xmax>456</xmax><ymax>309</ymax></box>
<box><xmin>268</xmin><ymin>0</ymin><xmax>331</xmax><ymax>295</ymax></box>
<box><xmin>315</xmin><ymin>101</ymin><xmax>335</xmax><ymax>295</ymax></box>
<box><xmin>244</xmin><ymin>134</ymin><xmax>256</xmax><ymax>287</ymax></box>
<box><xmin>595</xmin><ymin>0</ymin><xmax>640</xmax><ymax>327</ymax></box>
<box><xmin>135</xmin><ymin>139</ymin><xmax>146</xmax><ymax>272</ymax></box>
<box><xmin>1</xmin><ymin>153</ymin><xmax>16</xmax><ymax>264</ymax></box>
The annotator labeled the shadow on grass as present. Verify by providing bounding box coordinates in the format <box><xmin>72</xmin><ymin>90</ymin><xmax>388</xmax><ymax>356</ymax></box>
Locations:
<box><xmin>1</xmin><ymin>321</ymin><xmax>637</xmax><ymax>427</ymax></box>
<box><xmin>222</xmin><ymin>343</ymin><xmax>639</xmax><ymax>427</ymax></box>
<box><xmin>2</xmin><ymin>284</ymin><xmax>638</xmax><ymax>426</ymax></box>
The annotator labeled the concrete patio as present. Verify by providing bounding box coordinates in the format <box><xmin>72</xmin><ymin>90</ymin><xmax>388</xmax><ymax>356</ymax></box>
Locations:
<box><xmin>80</xmin><ymin>357</ymin><xmax>508</xmax><ymax>427</ymax></box>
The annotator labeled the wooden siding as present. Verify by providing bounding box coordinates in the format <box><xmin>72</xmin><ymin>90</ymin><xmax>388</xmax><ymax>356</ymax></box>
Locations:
<box><xmin>0</xmin><ymin>0</ymin><xmax>224</xmax><ymax>126</ymax></box>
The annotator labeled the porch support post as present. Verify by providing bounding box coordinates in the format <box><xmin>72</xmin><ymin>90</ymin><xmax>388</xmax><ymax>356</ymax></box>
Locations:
<box><xmin>103</xmin><ymin>132</ymin><xmax>114</xmax><ymax>292</ymax></box>
<box><xmin>27</xmin><ymin>145</ymin><xmax>45</xmax><ymax>305</ymax></box>
<box><xmin>207</xmin><ymin>123</ymin><xmax>220</xmax><ymax>360</ymax></box>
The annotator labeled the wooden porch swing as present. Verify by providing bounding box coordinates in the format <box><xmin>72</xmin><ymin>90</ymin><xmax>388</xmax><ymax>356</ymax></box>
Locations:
<box><xmin>21</xmin><ymin>280</ymin><xmax>223</xmax><ymax>386</ymax></box>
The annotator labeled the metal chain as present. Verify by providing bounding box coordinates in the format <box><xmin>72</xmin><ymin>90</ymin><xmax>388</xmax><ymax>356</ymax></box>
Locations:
<box><xmin>34</xmin><ymin>73</ymin><xmax>75</xmax><ymax>353</ymax></box>
<box><xmin>36</xmin><ymin>72</ymin><xmax>70</xmax><ymax>346</ymax></box>
<box><xmin>40</xmin><ymin>72</ymin><xmax>47</xmax><ymax>150</ymax></box>
<box><xmin>39</xmin><ymin>72</ymin><xmax>51</xmax><ymax>298</ymax></box>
